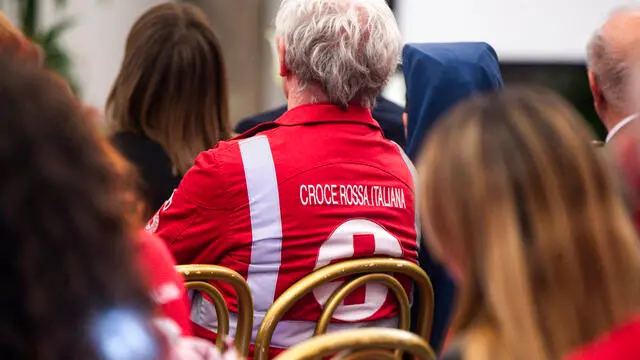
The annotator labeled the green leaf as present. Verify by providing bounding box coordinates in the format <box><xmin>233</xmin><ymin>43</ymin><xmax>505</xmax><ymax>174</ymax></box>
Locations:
<box><xmin>21</xmin><ymin>0</ymin><xmax>39</xmax><ymax>37</ymax></box>
<box><xmin>7</xmin><ymin>0</ymin><xmax>108</xmax><ymax>96</ymax></box>
<box><xmin>38</xmin><ymin>18</ymin><xmax>74</xmax><ymax>47</ymax></box>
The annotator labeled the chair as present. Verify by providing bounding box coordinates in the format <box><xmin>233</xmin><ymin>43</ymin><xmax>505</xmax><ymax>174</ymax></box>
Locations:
<box><xmin>175</xmin><ymin>264</ymin><xmax>253</xmax><ymax>357</ymax></box>
<box><xmin>254</xmin><ymin>258</ymin><xmax>434</xmax><ymax>360</ymax></box>
<box><xmin>273</xmin><ymin>328</ymin><xmax>437</xmax><ymax>360</ymax></box>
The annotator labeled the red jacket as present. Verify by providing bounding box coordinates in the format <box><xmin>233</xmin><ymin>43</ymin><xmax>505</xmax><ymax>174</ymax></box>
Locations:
<box><xmin>564</xmin><ymin>316</ymin><xmax>640</xmax><ymax>360</ymax></box>
<box><xmin>148</xmin><ymin>104</ymin><xmax>419</xmax><ymax>352</ymax></box>
<box><xmin>607</xmin><ymin>118</ymin><xmax>640</xmax><ymax>229</ymax></box>
<box><xmin>137</xmin><ymin>231</ymin><xmax>192</xmax><ymax>336</ymax></box>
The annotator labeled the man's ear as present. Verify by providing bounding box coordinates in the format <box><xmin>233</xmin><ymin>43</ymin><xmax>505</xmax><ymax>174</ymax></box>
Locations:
<box><xmin>589</xmin><ymin>70</ymin><xmax>606</xmax><ymax>113</ymax></box>
<box><xmin>277</xmin><ymin>38</ymin><xmax>289</xmax><ymax>77</ymax></box>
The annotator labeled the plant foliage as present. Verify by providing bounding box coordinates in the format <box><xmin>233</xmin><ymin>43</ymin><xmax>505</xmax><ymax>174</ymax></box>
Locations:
<box><xmin>1</xmin><ymin>0</ymin><xmax>80</xmax><ymax>93</ymax></box>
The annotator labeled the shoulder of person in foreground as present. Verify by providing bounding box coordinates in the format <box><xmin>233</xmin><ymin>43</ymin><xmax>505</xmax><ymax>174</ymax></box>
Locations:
<box><xmin>564</xmin><ymin>315</ymin><xmax>640</xmax><ymax>360</ymax></box>
<box><xmin>136</xmin><ymin>230</ymin><xmax>192</xmax><ymax>336</ymax></box>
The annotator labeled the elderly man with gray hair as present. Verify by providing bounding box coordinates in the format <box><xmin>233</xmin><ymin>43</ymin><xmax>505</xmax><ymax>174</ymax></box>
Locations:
<box><xmin>587</xmin><ymin>7</ymin><xmax>640</xmax><ymax>142</ymax></box>
<box><xmin>149</xmin><ymin>0</ymin><xmax>419</xmax><ymax>357</ymax></box>
<box><xmin>588</xmin><ymin>7</ymin><xmax>640</xmax><ymax>228</ymax></box>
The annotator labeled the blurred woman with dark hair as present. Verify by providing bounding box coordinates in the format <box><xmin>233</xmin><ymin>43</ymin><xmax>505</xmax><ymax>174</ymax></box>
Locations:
<box><xmin>0</xmin><ymin>54</ymin><xmax>159</xmax><ymax>359</ymax></box>
<box><xmin>0</xmin><ymin>55</ymin><xmax>233</xmax><ymax>360</ymax></box>
<box><xmin>108</xmin><ymin>3</ymin><xmax>232</xmax><ymax>214</ymax></box>
<box><xmin>419</xmin><ymin>87</ymin><xmax>640</xmax><ymax>360</ymax></box>
<box><xmin>0</xmin><ymin>11</ymin><xmax>198</xmax><ymax>340</ymax></box>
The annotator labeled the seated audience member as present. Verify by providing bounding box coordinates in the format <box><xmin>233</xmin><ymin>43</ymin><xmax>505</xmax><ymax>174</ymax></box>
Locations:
<box><xmin>418</xmin><ymin>87</ymin><xmax>640</xmax><ymax>360</ymax></box>
<box><xmin>108</xmin><ymin>3</ymin><xmax>232</xmax><ymax>214</ymax></box>
<box><xmin>587</xmin><ymin>7</ymin><xmax>640</xmax><ymax>225</ymax></box>
<box><xmin>402</xmin><ymin>42</ymin><xmax>504</xmax><ymax>353</ymax></box>
<box><xmin>235</xmin><ymin>95</ymin><xmax>407</xmax><ymax>148</ymax></box>
<box><xmin>0</xmin><ymin>55</ymin><xmax>230</xmax><ymax>360</ymax></box>
<box><xmin>0</xmin><ymin>55</ymin><xmax>158</xmax><ymax>359</ymax></box>
<box><xmin>0</xmin><ymin>8</ymin><xmax>195</xmax><ymax>339</ymax></box>
<box><xmin>150</xmin><ymin>0</ymin><xmax>418</xmax><ymax>356</ymax></box>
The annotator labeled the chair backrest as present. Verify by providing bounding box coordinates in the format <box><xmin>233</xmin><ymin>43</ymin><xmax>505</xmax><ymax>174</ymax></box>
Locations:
<box><xmin>254</xmin><ymin>258</ymin><xmax>434</xmax><ymax>360</ymax></box>
<box><xmin>273</xmin><ymin>328</ymin><xmax>437</xmax><ymax>360</ymax></box>
<box><xmin>175</xmin><ymin>264</ymin><xmax>253</xmax><ymax>357</ymax></box>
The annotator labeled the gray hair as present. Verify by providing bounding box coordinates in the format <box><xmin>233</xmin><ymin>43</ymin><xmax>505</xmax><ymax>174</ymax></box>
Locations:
<box><xmin>275</xmin><ymin>0</ymin><xmax>401</xmax><ymax>108</ymax></box>
<box><xmin>587</xmin><ymin>6</ymin><xmax>638</xmax><ymax>113</ymax></box>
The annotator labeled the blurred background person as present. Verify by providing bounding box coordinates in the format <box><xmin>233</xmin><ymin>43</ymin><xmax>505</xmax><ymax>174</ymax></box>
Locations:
<box><xmin>0</xmin><ymin>54</ymin><xmax>231</xmax><ymax>360</ymax></box>
<box><xmin>587</xmin><ymin>7</ymin><xmax>640</xmax><ymax>227</ymax></box>
<box><xmin>0</xmin><ymin>54</ymin><xmax>161</xmax><ymax>360</ymax></box>
<box><xmin>420</xmin><ymin>88</ymin><xmax>640</xmax><ymax>360</ymax></box>
<box><xmin>0</xmin><ymin>8</ymin><xmax>196</xmax><ymax>339</ymax></box>
<box><xmin>402</xmin><ymin>42</ymin><xmax>504</xmax><ymax>353</ymax></box>
<box><xmin>107</xmin><ymin>3</ymin><xmax>232</xmax><ymax>215</ymax></box>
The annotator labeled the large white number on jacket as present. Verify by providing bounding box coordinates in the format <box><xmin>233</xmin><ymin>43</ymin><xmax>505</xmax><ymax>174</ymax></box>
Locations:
<box><xmin>313</xmin><ymin>219</ymin><xmax>403</xmax><ymax>321</ymax></box>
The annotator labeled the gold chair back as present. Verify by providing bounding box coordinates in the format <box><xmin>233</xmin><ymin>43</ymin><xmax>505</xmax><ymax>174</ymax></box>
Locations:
<box><xmin>254</xmin><ymin>258</ymin><xmax>434</xmax><ymax>360</ymax></box>
<box><xmin>175</xmin><ymin>264</ymin><xmax>254</xmax><ymax>357</ymax></box>
<box><xmin>272</xmin><ymin>328</ymin><xmax>437</xmax><ymax>360</ymax></box>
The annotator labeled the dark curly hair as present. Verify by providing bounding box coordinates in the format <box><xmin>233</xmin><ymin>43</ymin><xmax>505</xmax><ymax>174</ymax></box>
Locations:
<box><xmin>0</xmin><ymin>55</ymin><xmax>157</xmax><ymax>359</ymax></box>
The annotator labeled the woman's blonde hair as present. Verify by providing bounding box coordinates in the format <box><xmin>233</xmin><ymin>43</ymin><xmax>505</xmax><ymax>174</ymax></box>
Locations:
<box><xmin>418</xmin><ymin>87</ymin><xmax>640</xmax><ymax>360</ymax></box>
<box><xmin>107</xmin><ymin>3</ymin><xmax>231</xmax><ymax>174</ymax></box>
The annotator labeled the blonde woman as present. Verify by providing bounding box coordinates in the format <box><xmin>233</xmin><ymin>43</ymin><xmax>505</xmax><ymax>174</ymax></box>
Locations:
<box><xmin>418</xmin><ymin>87</ymin><xmax>640</xmax><ymax>360</ymax></box>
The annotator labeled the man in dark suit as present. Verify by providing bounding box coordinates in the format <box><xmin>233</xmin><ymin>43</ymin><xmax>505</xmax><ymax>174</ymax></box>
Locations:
<box><xmin>235</xmin><ymin>95</ymin><xmax>407</xmax><ymax>148</ymax></box>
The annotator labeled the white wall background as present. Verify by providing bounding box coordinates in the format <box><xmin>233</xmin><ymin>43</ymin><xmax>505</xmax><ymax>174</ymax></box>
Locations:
<box><xmin>398</xmin><ymin>0</ymin><xmax>634</xmax><ymax>62</ymax></box>
<box><xmin>39</xmin><ymin>0</ymin><xmax>166</xmax><ymax>109</ymax></box>
<box><xmin>4</xmin><ymin>0</ymin><xmax>633</xmax><ymax>114</ymax></box>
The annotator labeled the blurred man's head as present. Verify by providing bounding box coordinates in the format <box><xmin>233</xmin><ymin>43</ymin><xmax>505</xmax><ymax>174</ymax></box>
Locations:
<box><xmin>587</xmin><ymin>7</ymin><xmax>640</xmax><ymax>129</ymax></box>
<box><xmin>274</xmin><ymin>0</ymin><xmax>401</xmax><ymax>109</ymax></box>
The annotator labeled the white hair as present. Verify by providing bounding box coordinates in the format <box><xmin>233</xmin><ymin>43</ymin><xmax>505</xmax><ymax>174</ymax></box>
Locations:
<box><xmin>275</xmin><ymin>0</ymin><xmax>401</xmax><ymax>109</ymax></box>
<box><xmin>587</xmin><ymin>6</ymin><xmax>640</xmax><ymax>113</ymax></box>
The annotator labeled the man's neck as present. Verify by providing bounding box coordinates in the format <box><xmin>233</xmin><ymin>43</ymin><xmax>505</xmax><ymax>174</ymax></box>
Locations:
<box><xmin>286</xmin><ymin>82</ymin><xmax>329</xmax><ymax>110</ymax></box>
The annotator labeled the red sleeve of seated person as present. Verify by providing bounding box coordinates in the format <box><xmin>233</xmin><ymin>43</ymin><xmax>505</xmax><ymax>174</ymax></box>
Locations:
<box><xmin>611</xmin><ymin>134</ymin><xmax>640</xmax><ymax>228</ymax></box>
<box><xmin>564</xmin><ymin>316</ymin><xmax>640</xmax><ymax>360</ymax></box>
<box><xmin>136</xmin><ymin>230</ymin><xmax>192</xmax><ymax>336</ymax></box>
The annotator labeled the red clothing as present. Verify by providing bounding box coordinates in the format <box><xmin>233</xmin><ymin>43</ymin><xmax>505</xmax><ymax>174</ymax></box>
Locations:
<box><xmin>137</xmin><ymin>231</ymin><xmax>192</xmax><ymax>336</ymax></box>
<box><xmin>564</xmin><ymin>316</ymin><xmax>640</xmax><ymax>360</ymax></box>
<box><xmin>148</xmin><ymin>104</ymin><xmax>419</xmax><ymax>351</ymax></box>
<box><xmin>607</xmin><ymin>118</ymin><xmax>640</xmax><ymax>229</ymax></box>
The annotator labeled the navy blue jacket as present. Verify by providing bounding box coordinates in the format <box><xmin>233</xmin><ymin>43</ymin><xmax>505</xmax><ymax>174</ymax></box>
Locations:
<box><xmin>403</xmin><ymin>42</ymin><xmax>504</xmax><ymax>353</ymax></box>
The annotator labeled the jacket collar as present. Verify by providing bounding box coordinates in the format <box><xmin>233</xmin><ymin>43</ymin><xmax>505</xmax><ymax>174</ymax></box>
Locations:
<box><xmin>275</xmin><ymin>103</ymin><xmax>379</xmax><ymax>129</ymax></box>
<box><xmin>234</xmin><ymin>103</ymin><xmax>380</xmax><ymax>141</ymax></box>
<box><xmin>606</xmin><ymin>114</ymin><xmax>637</xmax><ymax>143</ymax></box>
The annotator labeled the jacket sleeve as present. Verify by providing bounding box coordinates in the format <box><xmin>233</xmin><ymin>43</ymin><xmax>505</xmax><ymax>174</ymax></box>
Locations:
<box><xmin>136</xmin><ymin>231</ymin><xmax>192</xmax><ymax>336</ymax></box>
<box><xmin>147</xmin><ymin>150</ymin><xmax>230</xmax><ymax>265</ymax></box>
